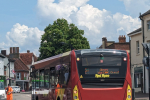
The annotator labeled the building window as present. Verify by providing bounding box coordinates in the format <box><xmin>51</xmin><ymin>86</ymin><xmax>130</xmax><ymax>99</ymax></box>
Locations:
<box><xmin>147</xmin><ymin>20</ymin><xmax>150</xmax><ymax>30</ymax></box>
<box><xmin>136</xmin><ymin>41</ymin><xmax>140</xmax><ymax>54</ymax></box>
<box><xmin>16</xmin><ymin>73</ymin><xmax>21</xmax><ymax>80</ymax></box>
<box><xmin>24</xmin><ymin>73</ymin><xmax>26</xmax><ymax>80</ymax></box>
<box><xmin>147</xmin><ymin>40</ymin><xmax>150</xmax><ymax>43</ymax></box>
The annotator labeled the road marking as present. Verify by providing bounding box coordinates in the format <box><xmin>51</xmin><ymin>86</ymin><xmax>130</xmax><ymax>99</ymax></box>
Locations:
<box><xmin>26</xmin><ymin>95</ymin><xmax>31</xmax><ymax>97</ymax></box>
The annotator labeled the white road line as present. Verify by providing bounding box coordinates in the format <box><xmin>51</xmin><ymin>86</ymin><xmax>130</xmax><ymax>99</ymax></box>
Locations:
<box><xmin>26</xmin><ymin>95</ymin><xmax>31</xmax><ymax>97</ymax></box>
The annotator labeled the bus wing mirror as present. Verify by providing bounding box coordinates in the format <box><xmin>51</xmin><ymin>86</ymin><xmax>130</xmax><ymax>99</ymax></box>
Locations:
<box><xmin>143</xmin><ymin>57</ymin><xmax>149</xmax><ymax>66</ymax></box>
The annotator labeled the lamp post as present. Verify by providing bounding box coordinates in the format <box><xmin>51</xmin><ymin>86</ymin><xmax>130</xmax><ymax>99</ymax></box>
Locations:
<box><xmin>7</xmin><ymin>59</ymin><xmax>11</xmax><ymax>86</ymax></box>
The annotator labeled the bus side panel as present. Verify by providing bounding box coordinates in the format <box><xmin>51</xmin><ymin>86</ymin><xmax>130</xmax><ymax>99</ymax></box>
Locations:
<box><xmin>70</xmin><ymin>50</ymin><xmax>80</xmax><ymax>100</ymax></box>
<box><xmin>124</xmin><ymin>51</ymin><xmax>132</xmax><ymax>100</ymax></box>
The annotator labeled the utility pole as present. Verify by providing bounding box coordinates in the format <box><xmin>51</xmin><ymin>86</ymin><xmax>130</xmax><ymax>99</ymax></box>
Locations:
<box><xmin>8</xmin><ymin>59</ymin><xmax>11</xmax><ymax>86</ymax></box>
<box><xmin>142</xmin><ymin>43</ymin><xmax>150</xmax><ymax>99</ymax></box>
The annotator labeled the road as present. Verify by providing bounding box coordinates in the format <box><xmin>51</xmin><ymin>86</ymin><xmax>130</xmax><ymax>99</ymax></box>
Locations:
<box><xmin>13</xmin><ymin>91</ymin><xmax>31</xmax><ymax>100</ymax></box>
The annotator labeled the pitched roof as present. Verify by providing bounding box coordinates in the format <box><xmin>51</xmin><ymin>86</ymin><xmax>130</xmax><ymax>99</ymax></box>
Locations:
<box><xmin>0</xmin><ymin>53</ymin><xmax>6</xmax><ymax>58</ymax></box>
<box><xmin>20</xmin><ymin>53</ymin><xmax>38</xmax><ymax>65</ymax></box>
<box><xmin>99</xmin><ymin>41</ymin><xmax>115</xmax><ymax>48</ymax></box>
<box><xmin>13</xmin><ymin>58</ymin><xmax>29</xmax><ymax>71</ymax></box>
<box><xmin>128</xmin><ymin>28</ymin><xmax>141</xmax><ymax>36</ymax></box>
<box><xmin>140</xmin><ymin>10</ymin><xmax>150</xmax><ymax>17</ymax></box>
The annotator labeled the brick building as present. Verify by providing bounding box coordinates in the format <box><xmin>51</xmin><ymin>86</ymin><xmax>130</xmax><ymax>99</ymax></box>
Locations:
<box><xmin>8</xmin><ymin>47</ymin><xmax>38</xmax><ymax>91</ymax></box>
<box><xmin>99</xmin><ymin>35</ymin><xmax>130</xmax><ymax>53</ymax></box>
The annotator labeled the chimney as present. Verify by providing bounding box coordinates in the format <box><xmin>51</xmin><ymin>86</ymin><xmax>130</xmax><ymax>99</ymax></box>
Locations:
<box><xmin>1</xmin><ymin>50</ymin><xmax>6</xmax><ymax>56</ymax></box>
<box><xmin>16</xmin><ymin>47</ymin><xmax>19</xmax><ymax>53</ymax></box>
<box><xmin>27</xmin><ymin>50</ymin><xmax>30</xmax><ymax>53</ymax></box>
<box><xmin>10</xmin><ymin>47</ymin><xmax>13</xmax><ymax>54</ymax></box>
<box><xmin>119</xmin><ymin>35</ymin><xmax>126</xmax><ymax>43</ymax></box>
<box><xmin>13</xmin><ymin>47</ymin><xmax>15</xmax><ymax>53</ymax></box>
<box><xmin>102</xmin><ymin>37</ymin><xmax>107</xmax><ymax>48</ymax></box>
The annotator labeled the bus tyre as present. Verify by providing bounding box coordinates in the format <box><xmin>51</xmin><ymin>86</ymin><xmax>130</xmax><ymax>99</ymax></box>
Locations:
<box><xmin>36</xmin><ymin>96</ymin><xmax>38</xmax><ymax>100</ymax></box>
<box><xmin>57</xmin><ymin>97</ymin><xmax>60</xmax><ymax>100</ymax></box>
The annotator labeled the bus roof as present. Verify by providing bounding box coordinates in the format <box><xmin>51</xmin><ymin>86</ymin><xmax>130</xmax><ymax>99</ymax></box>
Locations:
<box><xmin>31</xmin><ymin>49</ymin><xmax>127</xmax><ymax>70</ymax></box>
<box><xmin>75</xmin><ymin>49</ymin><xmax>127</xmax><ymax>55</ymax></box>
<box><xmin>31</xmin><ymin>51</ymin><xmax>71</xmax><ymax>70</ymax></box>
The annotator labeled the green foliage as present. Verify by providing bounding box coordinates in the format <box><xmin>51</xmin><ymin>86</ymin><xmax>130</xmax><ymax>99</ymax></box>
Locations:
<box><xmin>39</xmin><ymin>18</ymin><xmax>90</xmax><ymax>60</ymax></box>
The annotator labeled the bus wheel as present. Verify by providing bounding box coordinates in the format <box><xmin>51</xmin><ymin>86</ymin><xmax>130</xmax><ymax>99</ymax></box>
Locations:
<box><xmin>57</xmin><ymin>97</ymin><xmax>60</xmax><ymax>100</ymax></box>
<box><xmin>36</xmin><ymin>96</ymin><xmax>38</xmax><ymax>100</ymax></box>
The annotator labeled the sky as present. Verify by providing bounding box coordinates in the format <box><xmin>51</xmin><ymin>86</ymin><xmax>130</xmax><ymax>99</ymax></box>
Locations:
<box><xmin>0</xmin><ymin>0</ymin><xmax>150</xmax><ymax>56</ymax></box>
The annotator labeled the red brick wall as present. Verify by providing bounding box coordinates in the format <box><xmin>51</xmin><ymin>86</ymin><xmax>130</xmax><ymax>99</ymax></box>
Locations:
<box><xmin>15</xmin><ymin>71</ymin><xmax>28</xmax><ymax>80</ymax></box>
<box><xmin>114</xmin><ymin>43</ymin><xmax>129</xmax><ymax>50</ymax></box>
<box><xmin>106</xmin><ymin>44</ymin><xmax>115</xmax><ymax>49</ymax></box>
<box><xmin>105</xmin><ymin>43</ymin><xmax>129</xmax><ymax>51</ymax></box>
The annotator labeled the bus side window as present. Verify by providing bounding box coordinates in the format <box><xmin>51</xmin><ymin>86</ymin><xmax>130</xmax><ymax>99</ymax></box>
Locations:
<box><xmin>64</xmin><ymin>63</ymin><xmax>70</xmax><ymax>85</ymax></box>
<box><xmin>44</xmin><ymin>69</ymin><xmax>49</xmax><ymax>88</ymax></box>
<box><xmin>59</xmin><ymin>63</ymin><xmax>70</xmax><ymax>87</ymax></box>
<box><xmin>35</xmin><ymin>70</ymin><xmax>39</xmax><ymax>89</ymax></box>
<box><xmin>39</xmin><ymin>70</ymin><xmax>44</xmax><ymax>87</ymax></box>
<box><xmin>50</xmin><ymin>69</ymin><xmax>55</xmax><ymax>88</ymax></box>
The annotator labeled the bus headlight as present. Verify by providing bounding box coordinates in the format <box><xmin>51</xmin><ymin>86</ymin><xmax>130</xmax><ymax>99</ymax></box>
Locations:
<box><xmin>126</xmin><ymin>84</ymin><xmax>132</xmax><ymax>100</ymax></box>
<box><xmin>73</xmin><ymin>85</ymin><xmax>79</xmax><ymax>100</ymax></box>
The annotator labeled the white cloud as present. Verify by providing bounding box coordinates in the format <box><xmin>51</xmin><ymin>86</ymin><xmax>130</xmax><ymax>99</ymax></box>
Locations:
<box><xmin>75</xmin><ymin>4</ymin><xmax>141</xmax><ymax>46</ymax></box>
<box><xmin>120</xmin><ymin>0</ymin><xmax>150</xmax><ymax>17</ymax></box>
<box><xmin>37</xmin><ymin>0</ymin><xmax>89</xmax><ymax>23</ymax></box>
<box><xmin>5</xmin><ymin>23</ymin><xmax>44</xmax><ymax>56</ymax></box>
<box><xmin>37</xmin><ymin>0</ymin><xmax>141</xmax><ymax>48</ymax></box>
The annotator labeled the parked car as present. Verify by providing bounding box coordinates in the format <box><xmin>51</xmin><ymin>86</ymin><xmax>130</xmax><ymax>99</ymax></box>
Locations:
<box><xmin>11</xmin><ymin>86</ymin><xmax>20</xmax><ymax>93</ymax></box>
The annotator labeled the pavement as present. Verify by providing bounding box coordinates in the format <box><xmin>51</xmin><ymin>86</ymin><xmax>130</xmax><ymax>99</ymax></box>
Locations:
<box><xmin>135</xmin><ymin>92</ymin><xmax>149</xmax><ymax>100</ymax></box>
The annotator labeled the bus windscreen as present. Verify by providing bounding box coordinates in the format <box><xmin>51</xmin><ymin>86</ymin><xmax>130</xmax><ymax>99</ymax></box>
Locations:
<box><xmin>82</xmin><ymin>56</ymin><xmax>122</xmax><ymax>66</ymax></box>
<box><xmin>76</xmin><ymin>55</ymin><xmax>127</xmax><ymax>79</ymax></box>
<box><xmin>76</xmin><ymin>54</ymin><xmax>127</xmax><ymax>88</ymax></box>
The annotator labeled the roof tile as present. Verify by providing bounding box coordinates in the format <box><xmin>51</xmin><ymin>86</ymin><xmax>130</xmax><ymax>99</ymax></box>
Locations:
<box><xmin>20</xmin><ymin>53</ymin><xmax>38</xmax><ymax>65</ymax></box>
<box><xmin>13</xmin><ymin>58</ymin><xmax>29</xmax><ymax>71</ymax></box>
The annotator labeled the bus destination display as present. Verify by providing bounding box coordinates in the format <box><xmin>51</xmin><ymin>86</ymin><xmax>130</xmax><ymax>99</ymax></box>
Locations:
<box><xmin>85</xmin><ymin>68</ymin><xmax>119</xmax><ymax>75</ymax></box>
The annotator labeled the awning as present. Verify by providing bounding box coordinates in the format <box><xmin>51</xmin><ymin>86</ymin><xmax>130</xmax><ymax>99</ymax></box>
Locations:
<box><xmin>134</xmin><ymin>66</ymin><xmax>143</xmax><ymax>74</ymax></box>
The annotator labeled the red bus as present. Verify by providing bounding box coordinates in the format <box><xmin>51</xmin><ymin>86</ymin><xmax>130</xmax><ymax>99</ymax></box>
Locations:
<box><xmin>30</xmin><ymin>49</ymin><xmax>132</xmax><ymax>100</ymax></box>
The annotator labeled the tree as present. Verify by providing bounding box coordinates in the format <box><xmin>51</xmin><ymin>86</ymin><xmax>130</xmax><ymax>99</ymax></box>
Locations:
<box><xmin>39</xmin><ymin>18</ymin><xmax>90</xmax><ymax>60</ymax></box>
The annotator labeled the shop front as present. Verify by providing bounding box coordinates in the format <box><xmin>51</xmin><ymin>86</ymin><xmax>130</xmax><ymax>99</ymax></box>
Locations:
<box><xmin>134</xmin><ymin>66</ymin><xmax>143</xmax><ymax>92</ymax></box>
<box><xmin>16</xmin><ymin>80</ymin><xmax>29</xmax><ymax>91</ymax></box>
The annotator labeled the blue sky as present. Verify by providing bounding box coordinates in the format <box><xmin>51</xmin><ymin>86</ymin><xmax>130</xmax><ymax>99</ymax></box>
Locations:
<box><xmin>0</xmin><ymin>0</ymin><xmax>150</xmax><ymax>56</ymax></box>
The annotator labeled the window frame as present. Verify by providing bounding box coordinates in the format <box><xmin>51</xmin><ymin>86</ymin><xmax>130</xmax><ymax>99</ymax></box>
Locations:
<box><xmin>136</xmin><ymin>41</ymin><xmax>140</xmax><ymax>54</ymax></box>
<box><xmin>44</xmin><ymin>69</ymin><xmax>49</xmax><ymax>88</ymax></box>
<box><xmin>39</xmin><ymin>70</ymin><xmax>44</xmax><ymax>88</ymax></box>
<box><xmin>147</xmin><ymin>20</ymin><xmax>150</xmax><ymax>30</ymax></box>
<box><xmin>35</xmin><ymin>70</ymin><xmax>39</xmax><ymax>89</ymax></box>
<box><xmin>16</xmin><ymin>73</ymin><xmax>21</xmax><ymax>80</ymax></box>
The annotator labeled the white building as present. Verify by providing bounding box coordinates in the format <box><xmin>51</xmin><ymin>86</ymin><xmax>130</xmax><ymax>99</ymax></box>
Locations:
<box><xmin>128</xmin><ymin>9</ymin><xmax>150</xmax><ymax>93</ymax></box>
